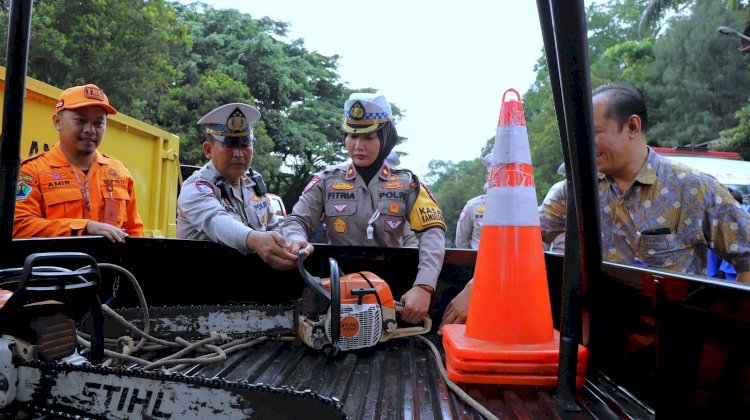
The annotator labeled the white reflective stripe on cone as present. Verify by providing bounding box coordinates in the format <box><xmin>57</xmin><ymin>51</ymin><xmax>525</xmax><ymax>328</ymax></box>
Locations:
<box><xmin>491</xmin><ymin>125</ymin><xmax>532</xmax><ymax>165</ymax></box>
<box><xmin>484</xmin><ymin>186</ymin><xmax>540</xmax><ymax>227</ymax></box>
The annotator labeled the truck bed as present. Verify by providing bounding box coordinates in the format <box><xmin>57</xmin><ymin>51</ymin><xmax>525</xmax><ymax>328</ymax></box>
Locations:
<box><xmin>6</xmin><ymin>238</ymin><xmax>747</xmax><ymax>418</ymax></box>
<box><xmin>132</xmin><ymin>333</ymin><xmax>607</xmax><ymax>419</ymax></box>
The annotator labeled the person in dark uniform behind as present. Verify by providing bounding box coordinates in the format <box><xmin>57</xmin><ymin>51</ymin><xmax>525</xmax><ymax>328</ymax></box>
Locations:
<box><xmin>177</xmin><ymin>103</ymin><xmax>311</xmax><ymax>270</ymax></box>
<box><xmin>285</xmin><ymin>93</ymin><xmax>447</xmax><ymax>324</ymax></box>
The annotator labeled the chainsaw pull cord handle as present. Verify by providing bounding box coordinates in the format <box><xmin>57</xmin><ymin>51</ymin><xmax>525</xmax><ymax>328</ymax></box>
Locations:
<box><xmin>297</xmin><ymin>249</ymin><xmax>331</xmax><ymax>301</ymax></box>
<box><xmin>328</xmin><ymin>257</ymin><xmax>342</xmax><ymax>356</ymax></box>
<box><xmin>355</xmin><ymin>272</ymin><xmax>383</xmax><ymax>308</ymax></box>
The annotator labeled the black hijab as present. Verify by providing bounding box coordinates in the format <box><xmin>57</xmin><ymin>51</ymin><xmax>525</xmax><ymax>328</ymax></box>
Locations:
<box><xmin>352</xmin><ymin>121</ymin><xmax>398</xmax><ymax>184</ymax></box>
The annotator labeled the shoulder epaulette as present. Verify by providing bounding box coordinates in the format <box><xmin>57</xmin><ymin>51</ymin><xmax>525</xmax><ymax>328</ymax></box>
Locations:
<box><xmin>402</xmin><ymin>169</ymin><xmax>418</xmax><ymax>185</ymax></box>
<box><xmin>21</xmin><ymin>152</ymin><xmax>47</xmax><ymax>164</ymax></box>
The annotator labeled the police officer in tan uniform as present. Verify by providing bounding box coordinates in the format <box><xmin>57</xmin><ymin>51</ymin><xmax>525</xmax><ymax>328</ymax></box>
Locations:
<box><xmin>178</xmin><ymin>103</ymin><xmax>310</xmax><ymax>270</ymax></box>
<box><xmin>285</xmin><ymin>93</ymin><xmax>446</xmax><ymax>324</ymax></box>
<box><xmin>454</xmin><ymin>154</ymin><xmax>491</xmax><ymax>249</ymax></box>
<box><xmin>386</xmin><ymin>151</ymin><xmax>418</xmax><ymax>247</ymax></box>
<box><xmin>455</xmin><ymin>193</ymin><xmax>486</xmax><ymax>249</ymax></box>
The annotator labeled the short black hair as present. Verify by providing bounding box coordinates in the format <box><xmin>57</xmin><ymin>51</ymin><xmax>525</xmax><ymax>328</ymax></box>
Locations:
<box><xmin>592</xmin><ymin>82</ymin><xmax>649</xmax><ymax>134</ymax></box>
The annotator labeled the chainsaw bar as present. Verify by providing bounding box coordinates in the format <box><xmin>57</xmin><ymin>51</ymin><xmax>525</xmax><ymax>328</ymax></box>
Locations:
<box><xmin>84</xmin><ymin>304</ymin><xmax>296</xmax><ymax>340</ymax></box>
<box><xmin>14</xmin><ymin>359</ymin><xmax>345</xmax><ymax>419</ymax></box>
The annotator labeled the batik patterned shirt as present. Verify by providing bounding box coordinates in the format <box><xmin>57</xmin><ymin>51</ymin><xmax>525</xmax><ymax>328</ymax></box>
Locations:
<box><xmin>539</xmin><ymin>148</ymin><xmax>750</xmax><ymax>275</ymax></box>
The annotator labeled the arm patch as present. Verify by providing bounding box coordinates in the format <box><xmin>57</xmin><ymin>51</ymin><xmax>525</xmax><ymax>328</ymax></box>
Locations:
<box><xmin>303</xmin><ymin>175</ymin><xmax>321</xmax><ymax>194</ymax></box>
<box><xmin>194</xmin><ymin>180</ymin><xmax>215</xmax><ymax>194</ymax></box>
<box><xmin>409</xmin><ymin>182</ymin><xmax>446</xmax><ymax>232</ymax></box>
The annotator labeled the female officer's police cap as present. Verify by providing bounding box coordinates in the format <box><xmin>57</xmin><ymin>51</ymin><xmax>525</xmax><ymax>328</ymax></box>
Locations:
<box><xmin>342</xmin><ymin>93</ymin><xmax>392</xmax><ymax>134</ymax></box>
<box><xmin>197</xmin><ymin>103</ymin><xmax>261</xmax><ymax>145</ymax></box>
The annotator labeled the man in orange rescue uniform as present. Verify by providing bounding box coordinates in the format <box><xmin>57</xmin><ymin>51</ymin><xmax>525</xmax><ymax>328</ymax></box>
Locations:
<box><xmin>14</xmin><ymin>84</ymin><xmax>143</xmax><ymax>242</ymax></box>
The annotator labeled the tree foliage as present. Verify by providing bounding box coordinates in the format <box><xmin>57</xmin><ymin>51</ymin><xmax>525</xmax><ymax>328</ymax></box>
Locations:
<box><xmin>645</xmin><ymin>0</ymin><xmax>750</xmax><ymax>146</ymax></box>
<box><xmin>426</xmin><ymin>146</ymin><xmax>491</xmax><ymax>248</ymax></box>
<box><xmin>426</xmin><ymin>0</ymin><xmax>750</xmax><ymax>241</ymax></box>
<box><xmin>0</xmin><ymin>0</ymin><xmax>393</xmax><ymax>209</ymax></box>
<box><xmin>0</xmin><ymin>0</ymin><xmax>188</xmax><ymax>116</ymax></box>
<box><xmin>4</xmin><ymin>0</ymin><xmax>750</xmax><ymax>244</ymax></box>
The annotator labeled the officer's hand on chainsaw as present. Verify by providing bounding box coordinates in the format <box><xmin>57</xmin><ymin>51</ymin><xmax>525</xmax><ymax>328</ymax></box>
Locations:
<box><xmin>288</xmin><ymin>239</ymin><xmax>314</xmax><ymax>259</ymax></box>
<box><xmin>400</xmin><ymin>285</ymin><xmax>432</xmax><ymax>324</ymax></box>
<box><xmin>439</xmin><ymin>279</ymin><xmax>473</xmax><ymax>330</ymax></box>
<box><xmin>247</xmin><ymin>231</ymin><xmax>299</xmax><ymax>270</ymax></box>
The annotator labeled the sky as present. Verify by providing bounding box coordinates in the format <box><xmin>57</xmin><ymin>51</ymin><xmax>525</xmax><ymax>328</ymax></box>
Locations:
<box><xmin>195</xmin><ymin>0</ymin><xmax>556</xmax><ymax>176</ymax></box>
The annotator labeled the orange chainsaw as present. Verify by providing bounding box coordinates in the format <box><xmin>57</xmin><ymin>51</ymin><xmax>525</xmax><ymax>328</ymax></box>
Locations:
<box><xmin>296</xmin><ymin>253</ymin><xmax>431</xmax><ymax>355</ymax></box>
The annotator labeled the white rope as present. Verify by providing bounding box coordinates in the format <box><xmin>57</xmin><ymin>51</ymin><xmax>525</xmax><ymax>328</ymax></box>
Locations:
<box><xmin>416</xmin><ymin>335</ymin><xmax>499</xmax><ymax>420</ymax></box>
<box><xmin>77</xmin><ymin>262</ymin><xmax>495</xmax><ymax>420</ymax></box>
<box><xmin>75</xmin><ymin>262</ymin><xmax>294</xmax><ymax>372</ymax></box>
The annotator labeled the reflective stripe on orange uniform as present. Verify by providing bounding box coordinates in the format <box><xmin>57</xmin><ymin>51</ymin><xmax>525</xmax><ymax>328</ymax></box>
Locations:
<box><xmin>14</xmin><ymin>143</ymin><xmax>144</xmax><ymax>238</ymax></box>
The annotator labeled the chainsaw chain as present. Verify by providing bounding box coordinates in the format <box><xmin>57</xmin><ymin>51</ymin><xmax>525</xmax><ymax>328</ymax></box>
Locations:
<box><xmin>16</xmin><ymin>358</ymin><xmax>347</xmax><ymax>419</ymax></box>
<box><xmin>111</xmin><ymin>302</ymin><xmax>296</xmax><ymax>313</ymax></box>
<box><xmin>78</xmin><ymin>303</ymin><xmax>298</xmax><ymax>339</ymax></box>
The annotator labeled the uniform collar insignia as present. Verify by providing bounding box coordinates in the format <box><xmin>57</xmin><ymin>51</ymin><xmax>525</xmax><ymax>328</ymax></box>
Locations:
<box><xmin>379</xmin><ymin>163</ymin><xmax>390</xmax><ymax>180</ymax></box>
<box><xmin>345</xmin><ymin>163</ymin><xmax>356</xmax><ymax>180</ymax></box>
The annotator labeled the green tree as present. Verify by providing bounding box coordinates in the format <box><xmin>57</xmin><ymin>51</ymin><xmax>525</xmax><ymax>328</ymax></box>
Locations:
<box><xmin>170</xmin><ymin>3</ymin><xmax>375</xmax><ymax>206</ymax></box>
<box><xmin>425</xmin><ymin>140</ymin><xmax>493</xmax><ymax>247</ymax></box>
<box><xmin>646</xmin><ymin>0</ymin><xmax>750</xmax><ymax>146</ymax></box>
<box><xmin>150</xmin><ymin>69</ymin><xmax>280</xmax><ymax>176</ymax></box>
<box><xmin>720</xmin><ymin>99</ymin><xmax>750</xmax><ymax>160</ymax></box>
<box><xmin>0</xmin><ymin>0</ymin><xmax>189</xmax><ymax>116</ymax></box>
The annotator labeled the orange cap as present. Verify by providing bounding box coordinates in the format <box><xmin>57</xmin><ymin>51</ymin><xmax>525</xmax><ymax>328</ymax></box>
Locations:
<box><xmin>55</xmin><ymin>84</ymin><xmax>117</xmax><ymax>115</ymax></box>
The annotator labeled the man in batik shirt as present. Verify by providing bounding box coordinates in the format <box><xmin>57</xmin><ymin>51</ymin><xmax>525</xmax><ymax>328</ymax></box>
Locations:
<box><xmin>539</xmin><ymin>82</ymin><xmax>750</xmax><ymax>283</ymax></box>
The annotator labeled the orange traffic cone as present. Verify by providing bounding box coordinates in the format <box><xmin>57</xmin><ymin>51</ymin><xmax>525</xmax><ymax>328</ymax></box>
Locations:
<box><xmin>441</xmin><ymin>88</ymin><xmax>588</xmax><ymax>387</ymax></box>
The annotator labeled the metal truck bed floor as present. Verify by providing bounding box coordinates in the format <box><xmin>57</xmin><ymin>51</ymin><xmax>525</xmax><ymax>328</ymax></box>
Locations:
<box><xmin>140</xmin><ymin>334</ymin><xmax>602</xmax><ymax>419</ymax></box>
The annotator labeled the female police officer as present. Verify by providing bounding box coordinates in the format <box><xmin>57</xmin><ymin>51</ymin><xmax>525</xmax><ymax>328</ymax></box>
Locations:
<box><xmin>285</xmin><ymin>93</ymin><xmax>446</xmax><ymax>324</ymax></box>
<box><xmin>177</xmin><ymin>103</ymin><xmax>311</xmax><ymax>270</ymax></box>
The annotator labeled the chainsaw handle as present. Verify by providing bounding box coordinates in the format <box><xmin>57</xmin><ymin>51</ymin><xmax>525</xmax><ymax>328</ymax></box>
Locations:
<box><xmin>390</xmin><ymin>315</ymin><xmax>432</xmax><ymax>339</ymax></box>
<box><xmin>297</xmin><ymin>250</ymin><xmax>331</xmax><ymax>301</ymax></box>
<box><xmin>393</xmin><ymin>302</ymin><xmax>432</xmax><ymax>336</ymax></box>
<box><xmin>328</xmin><ymin>257</ymin><xmax>341</xmax><ymax>356</ymax></box>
